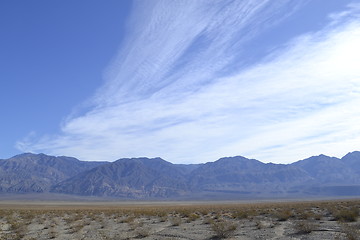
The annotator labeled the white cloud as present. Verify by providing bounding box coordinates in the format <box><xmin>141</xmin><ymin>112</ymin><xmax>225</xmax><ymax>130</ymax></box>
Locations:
<box><xmin>17</xmin><ymin>1</ymin><xmax>360</xmax><ymax>163</ymax></box>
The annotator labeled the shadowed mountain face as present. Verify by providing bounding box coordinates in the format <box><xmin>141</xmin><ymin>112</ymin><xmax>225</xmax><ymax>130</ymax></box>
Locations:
<box><xmin>0</xmin><ymin>153</ymin><xmax>105</xmax><ymax>193</ymax></box>
<box><xmin>50</xmin><ymin>158</ymin><xmax>190</xmax><ymax>198</ymax></box>
<box><xmin>0</xmin><ymin>152</ymin><xmax>360</xmax><ymax>199</ymax></box>
<box><xmin>188</xmin><ymin>156</ymin><xmax>312</xmax><ymax>194</ymax></box>
<box><xmin>291</xmin><ymin>154</ymin><xmax>358</xmax><ymax>184</ymax></box>
<box><xmin>341</xmin><ymin>151</ymin><xmax>360</xmax><ymax>174</ymax></box>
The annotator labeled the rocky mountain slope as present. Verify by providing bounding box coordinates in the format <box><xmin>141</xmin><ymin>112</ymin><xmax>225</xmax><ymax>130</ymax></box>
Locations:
<box><xmin>51</xmin><ymin>157</ymin><xmax>190</xmax><ymax>198</ymax></box>
<box><xmin>187</xmin><ymin>156</ymin><xmax>312</xmax><ymax>196</ymax></box>
<box><xmin>0</xmin><ymin>153</ymin><xmax>105</xmax><ymax>193</ymax></box>
<box><xmin>0</xmin><ymin>152</ymin><xmax>359</xmax><ymax>199</ymax></box>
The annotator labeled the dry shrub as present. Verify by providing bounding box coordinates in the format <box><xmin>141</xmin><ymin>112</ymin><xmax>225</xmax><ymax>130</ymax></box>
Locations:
<box><xmin>159</xmin><ymin>215</ymin><xmax>168</xmax><ymax>222</ymax></box>
<box><xmin>187</xmin><ymin>213</ymin><xmax>200</xmax><ymax>222</ymax></box>
<box><xmin>170</xmin><ymin>216</ymin><xmax>182</xmax><ymax>226</ymax></box>
<box><xmin>49</xmin><ymin>229</ymin><xmax>57</xmax><ymax>239</ymax></box>
<box><xmin>232</xmin><ymin>210</ymin><xmax>248</xmax><ymax>219</ymax></box>
<box><xmin>293</xmin><ymin>220</ymin><xmax>318</xmax><ymax>234</ymax></box>
<box><xmin>312</xmin><ymin>213</ymin><xmax>322</xmax><ymax>220</ymax></box>
<box><xmin>203</xmin><ymin>216</ymin><xmax>214</xmax><ymax>225</ymax></box>
<box><xmin>275</xmin><ymin>209</ymin><xmax>292</xmax><ymax>221</ymax></box>
<box><xmin>211</xmin><ymin>220</ymin><xmax>237</xmax><ymax>239</ymax></box>
<box><xmin>68</xmin><ymin>222</ymin><xmax>84</xmax><ymax>234</ymax></box>
<box><xmin>340</xmin><ymin>223</ymin><xmax>360</xmax><ymax>240</ymax></box>
<box><xmin>122</xmin><ymin>215</ymin><xmax>136</xmax><ymax>224</ymax></box>
<box><xmin>177</xmin><ymin>209</ymin><xmax>192</xmax><ymax>218</ymax></box>
<box><xmin>295</xmin><ymin>210</ymin><xmax>312</xmax><ymax>220</ymax></box>
<box><xmin>135</xmin><ymin>226</ymin><xmax>151</xmax><ymax>238</ymax></box>
<box><xmin>334</xmin><ymin>208</ymin><xmax>359</xmax><ymax>222</ymax></box>
<box><xmin>255</xmin><ymin>220</ymin><xmax>264</xmax><ymax>229</ymax></box>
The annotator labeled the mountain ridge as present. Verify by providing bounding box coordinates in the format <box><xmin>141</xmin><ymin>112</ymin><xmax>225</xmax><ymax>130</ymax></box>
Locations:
<box><xmin>1</xmin><ymin>151</ymin><xmax>359</xmax><ymax>199</ymax></box>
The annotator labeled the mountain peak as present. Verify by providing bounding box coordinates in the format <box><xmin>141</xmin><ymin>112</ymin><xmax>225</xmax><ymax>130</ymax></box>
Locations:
<box><xmin>11</xmin><ymin>152</ymin><xmax>42</xmax><ymax>158</ymax></box>
<box><xmin>216</xmin><ymin>155</ymin><xmax>261</xmax><ymax>163</ymax></box>
<box><xmin>342</xmin><ymin>151</ymin><xmax>360</xmax><ymax>159</ymax></box>
<box><xmin>115</xmin><ymin>157</ymin><xmax>165</xmax><ymax>162</ymax></box>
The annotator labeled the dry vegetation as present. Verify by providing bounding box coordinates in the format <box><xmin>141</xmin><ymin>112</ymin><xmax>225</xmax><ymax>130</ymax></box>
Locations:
<box><xmin>0</xmin><ymin>199</ymin><xmax>359</xmax><ymax>239</ymax></box>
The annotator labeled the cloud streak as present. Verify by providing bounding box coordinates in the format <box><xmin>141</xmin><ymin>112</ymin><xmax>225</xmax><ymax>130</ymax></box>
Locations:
<box><xmin>17</xmin><ymin>1</ymin><xmax>360</xmax><ymax>163</ymax></box>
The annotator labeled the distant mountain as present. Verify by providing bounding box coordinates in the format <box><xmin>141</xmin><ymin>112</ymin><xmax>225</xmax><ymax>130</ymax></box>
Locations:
<box><xmin>0</xmin><ymin>153</ymin><xmax>105</xmax><ymax>193</ymax></box>
<box><xmin>341</xmin><ymin>151</ymin><xmax>360</xmax><ymax>174</ymax></box>
<box><xmin>289</xmin><ymin>153</ymin><xmax>360</xmax><ymax>196</ymax></box>
<box><xmin>0</xmin><ymin>152</ymin><xmax>359</xmax><ymax>199</ymax></box>
<box><xmin>51</xmin><ymin>157</ymin><xmax>191</xmax><ymax>198</ymax></box>
<box><xmin>291</xmin><ymin>154</ymin><xmax>358</xmax><ymax>184</ymax></box>
<box><xmin>188</xmin><ymin>156</ymin><xmax>312</xmax><ymax>195</ymax></box>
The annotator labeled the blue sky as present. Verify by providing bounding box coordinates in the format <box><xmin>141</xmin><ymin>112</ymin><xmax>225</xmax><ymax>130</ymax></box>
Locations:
<box><xmin>1</xmin><ymin>0</ymin><xmax>360</xmax><ymax>164</ymax></box>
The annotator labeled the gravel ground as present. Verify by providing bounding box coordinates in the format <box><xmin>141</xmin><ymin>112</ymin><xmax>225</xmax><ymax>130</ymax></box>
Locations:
<box><xmin>0</xmin><ymin>200</ymin><xmax>359</xmax><ymax>239</ymax></box>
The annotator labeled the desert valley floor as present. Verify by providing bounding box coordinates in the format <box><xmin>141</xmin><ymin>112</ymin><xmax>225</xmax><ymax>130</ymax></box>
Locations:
<box><xmin>0</xmin><ymin>199</ymin><xmax>359</xmax><ymax>240</ymax></box>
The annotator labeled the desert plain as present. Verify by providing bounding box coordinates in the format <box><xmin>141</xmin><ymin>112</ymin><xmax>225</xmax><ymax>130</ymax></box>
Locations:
<box><xmin>0</xmin><ymin>199</ymin><xmax>359</xmax><ymax>240</ymax></box>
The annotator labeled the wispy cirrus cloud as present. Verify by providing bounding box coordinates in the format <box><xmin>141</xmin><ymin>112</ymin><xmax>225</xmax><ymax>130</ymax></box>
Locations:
<box><xmin>17</xmin><ymin>1</ymin><xmax>360</xmax><ymax>163</ymax></box>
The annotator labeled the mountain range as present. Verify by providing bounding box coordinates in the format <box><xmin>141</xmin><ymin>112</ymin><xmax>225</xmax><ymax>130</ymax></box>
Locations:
<box><xmin>0</xmin><ymin>152</ymin><xmax>359</xmax><ymax>199</ymax></box>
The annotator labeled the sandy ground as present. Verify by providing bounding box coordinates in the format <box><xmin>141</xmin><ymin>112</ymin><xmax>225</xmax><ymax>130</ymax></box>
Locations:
<box><xmin>0</xmin><ymin>199</ymin><xmax>359</xmax><ymax>239</ymax></box>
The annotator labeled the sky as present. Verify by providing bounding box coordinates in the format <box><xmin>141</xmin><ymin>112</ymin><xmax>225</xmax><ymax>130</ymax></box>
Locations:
<box><xmin>1</xmin><ymin>0</ymin><xmax>360</xmax><ymax>164</ymax></box>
